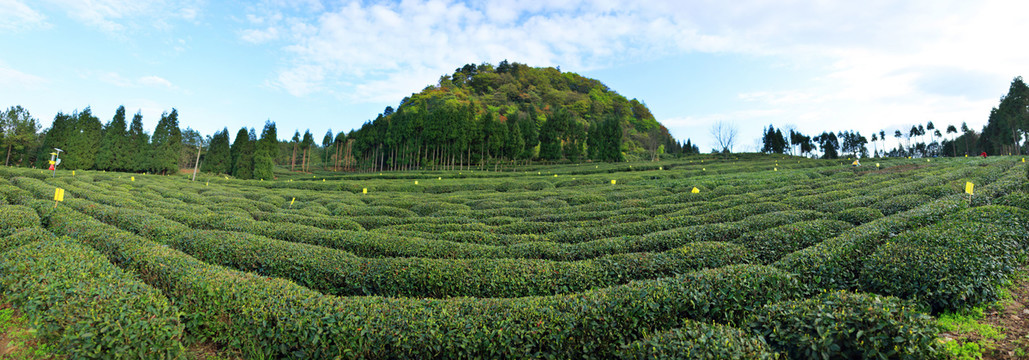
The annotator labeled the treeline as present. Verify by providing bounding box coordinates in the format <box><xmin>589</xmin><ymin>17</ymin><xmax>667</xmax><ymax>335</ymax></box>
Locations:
<box><xmin>331</xmin><ymin>61</ymin><xmax>696</xmax><ymax>172</ymax></box>
<box><xmin>0</xmin><ymin>105</ymin><xmax>201</xmax><ymax>174</ymax></box>
<box><xmin>759</xmin><ymin>76</ymin><xmax>1029</xmax><ymax>158</ymax></box>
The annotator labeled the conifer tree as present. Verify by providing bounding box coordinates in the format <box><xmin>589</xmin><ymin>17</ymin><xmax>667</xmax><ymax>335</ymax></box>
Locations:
<box><xmin>150</xmin><ymin>109</ymin><xmax>182</xmax><ymax>174</ymax></box>
<box><xmin>65</xmin><ymin>108</ymin><xmax>101</xmax><ymax>170</ymax></box>
<box><xmin>96</xmin><ymin>106</ymin><xmax>127</xmax><ymax>171</ymax></box>
<box><xmin>202</xmin><ymin>128</ymin><xmax>231</xmax><ymax>174</ymax></box>
<box><xmin>126</xmin><ymin>111</ymin><xmax>150</xmax><ymax>172</ymax></box>
<box><xmin>253</xmin><ymin>121</ymin><xmax>277</xmax><ymax>180</ymax></box>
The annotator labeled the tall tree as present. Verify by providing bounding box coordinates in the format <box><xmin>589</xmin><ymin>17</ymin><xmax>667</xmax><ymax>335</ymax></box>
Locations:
<box><xmin>95</xmin><ymin>106</ymin><xmax>127</xmax><ymax>171</ymax></box>
<box><xmin>322</xmin><ymin>129</ymin><xmax>333</xmax><ymax>169</ymax></box>
<box><xmin>202</xmin><ymin>128</ymin><xmax>231</xmax><ymax>174</ymax></box>
<box><xmin>151</xmin><ymin>109</ymin><xmax>182</xmax><ymax>174</ymax></box>
<box><xmin>126</xmin><ymin>111</ymin><xmax>150</xmax><ymax>172</ymax></box>
<box><xmin>230</xmin><ymin>128</ymin><xmax>255</xmax><ymax>179</ymax></box>
<box><xmin>710</xmin><ymin>121</ymin><xmax>738</xmax><ymax>153</ymax></box>
<box><xmin>301</xmin><ymin>130</ymin><xmax>314</xmax><ymax>172</ymax></box>
<box><xmin>253</xmin><ymin>121</ymin><xmax>277</xmax><ymax>180</ymax></box>
<box><xmin>1</xmin><ymin>106</ymin><xmax>40</xmax><ymax>166</ymax></box>
<box><xmin>946</xmin><ymin>125</ymin><xmax>958</xmax><ymax>156</ymax></box>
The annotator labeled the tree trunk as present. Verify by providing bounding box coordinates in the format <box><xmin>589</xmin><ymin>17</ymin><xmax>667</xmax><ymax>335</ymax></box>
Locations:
<box><xmin>291</xmin><ymin>143</ymin><xmax>297</xmax><ymax>171</ymax></box>
<box><xmin>4</xmin><ymin>145</ymin><xmax>11</xmax><ymax>166</ymax></box>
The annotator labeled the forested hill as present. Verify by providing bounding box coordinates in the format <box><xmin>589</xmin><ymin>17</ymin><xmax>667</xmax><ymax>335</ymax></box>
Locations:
<box><xmin>342</xmin><ymin>61</ymin><xmax>691</xmax><ymax>170</ymax></box>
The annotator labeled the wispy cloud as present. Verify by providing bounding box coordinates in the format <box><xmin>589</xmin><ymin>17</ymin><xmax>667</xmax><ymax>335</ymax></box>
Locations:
<box><xmin>0</xmin><ymin>0</ymin><xmax>48</xmax><ymax>31</ymax></box>
<box><xmin>0</xmin><ymin>64</ymin><xmax>48</xmax><ymax>90</ymax></box>
<box><xmin>93</xmin><ymin>71</ymin><xmax>182</xmax><ymax>92</ymax></box>
<box><xmin>42</xmin><ymin>0</ymin><xmax>204</xmax><ymax>34</ymax></box>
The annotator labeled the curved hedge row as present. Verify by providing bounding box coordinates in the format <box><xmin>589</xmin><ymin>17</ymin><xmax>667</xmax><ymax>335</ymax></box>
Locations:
<box><xmin>617</xmin><ymin>321</ymin><xmax>778</xmax><ymax>359</ymax></box>
<box><xmin>860</xmin><ymin>205</ymin><xmax>1029</xmax><ymax>312</ymax></box>
<box><xmin>774</xmin><ymin>196</ymin><xmax>967</xmax><ymax>291</ymax></box>
<box><xmin>0</xmin><ymin>204</ymin><xmax>40</xmax><ymax>236</ymax></box>
<box><xmin>0</xmin><ymin>227</ymin><xmax>55</xmax><ymax>253</ymax></box>
<box><xmin>36</xmin><ymin>201</ymin><xmax>806</xmax><ymax>359</ymax></box>
<box><xmin>748</xmin><ymin>290</ymin><xmax>939</xmax><ymax>359</ymax></box>
<box><xmin>171</xmin><ymin>229</ymin><xmax>755</xmax><ymax>298</ymax></box>
<box><xmin>733</xmin><ymin>220</ymin><xmax>853</xmax><ymax>264</ymax></box>
<box><xmin>0</xmin><ymin>238</ymin><xmax>184</xmax><ymax>358</ymax></box>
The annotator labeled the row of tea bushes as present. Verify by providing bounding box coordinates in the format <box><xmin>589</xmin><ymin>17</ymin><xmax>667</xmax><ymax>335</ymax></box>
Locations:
<box><xmin>0</xmin><ymin>236</ymin><xmax>184</xmax><ymax>358</ymax></box>
<box><xmin>616</xmin><ymin>321</ymin><xmax>779</xmax><ymax>359</ymax></box>
<box><xmin>35</xmin><ymin>201</ymin><xmax>808</xmax><ymax>358</ymax></box>
<box><xmin>172</xmin><ymin>228</ymin><xmax>755</xmax><ymax>298</ymax></box>
<box><xmin>748</xmin><ymin>291</ymin><xmax>939</xmax><ymax>359</ymax></box>
<box><xmin>732</xmin><ymin>220</ymin><xmax>854</xmax><ymax>264</ymax></box>
<box><xmin>0</xmin><ymin>204</ymin><xmax>40</xmax><ymax>237</ymax></box>
<box><xmin>860</xmin><ymin>205</ymin><xmax>1029</xmax><ymax>312</ymax></box>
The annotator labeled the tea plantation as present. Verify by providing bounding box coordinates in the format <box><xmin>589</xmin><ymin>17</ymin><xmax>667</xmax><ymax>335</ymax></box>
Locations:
<box><xmin>1</xmin><ymin>155</ymin><xmax>1027</xmax><ymax>359</ymax></box>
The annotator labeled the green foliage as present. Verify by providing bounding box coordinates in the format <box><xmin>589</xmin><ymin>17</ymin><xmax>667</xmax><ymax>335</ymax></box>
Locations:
<box><xmin>617</xmin><ymin>321</ymin><xmax>779</xmax><ymax>359</ymax></box>
<box><xmin>749</xmin><ymin>290</ymin><xmax>940</xmax><ymax>359</ymax></box>
<box><xmin>860</xmin><ymin>206</ymin><xmax>1029</xmax><ymax>313</ymax></box>
<box><xmin>832</xmin><ymin>207</ymin><xmax>884</xmax><ymax>225</ymax></box>
<box><xmin>202</xmin><ymin>128</ymin><xmax>232</xmax><ymax>174</ymax></box>
<box><xmin>0</xmin><ymin>238</ymin><xmax>184</xmax><ymax>358</ymax></box>
<box><xmin>733</xmin><ymin>220</ymin><xmax>853</xmax><ymax>264</ymax></box>
<box><xmin>0</xmin><ymin>205</ymin><xmax>40</xmax><ymax>236</ymax></box>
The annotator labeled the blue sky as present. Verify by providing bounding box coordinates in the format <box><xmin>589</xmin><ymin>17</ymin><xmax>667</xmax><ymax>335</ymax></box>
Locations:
<box><xmin>2</xmin><ymin>0</ymin><xmax>1027</xmax><ymax>153</ymax></box>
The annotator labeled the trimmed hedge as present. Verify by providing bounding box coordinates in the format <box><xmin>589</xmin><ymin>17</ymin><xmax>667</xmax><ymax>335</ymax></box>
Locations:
<box><xmin>37</xmin><ymin>202</ymin><xmax>805</xmax><ymax>358</ymax></box>
<box><xmin>860</xmin><ymin>206</ymin><xmax>1029</xmax><ymax>312</ymax></box>
<box><xmin>0</xmin><ymin>238</ymin><xmax>184</xmax><ymax>358</ymax></box>
<box><xmin>774</xmin><ymin>196</ymin><xmax>967</xmax><ymax>291</ymax></box>
<box><xmin>617</xmin><ymin>321</ymin><xmax>779</xmax><ymax>359</ymax></box>
<box><xmin>0</xmin><ymin>227</ymin><xmax>56</xmax><ymax>253</ymax></box>
<box><xmin>831</xmin><ymin>207</ymin><xmax>883</xmax><ymax>225</ymax></box>
<box><xmin>748</xmin><ymin>291</ymin><xmax>939</xmax><ymax>359</ymax></box>
<box><xmin>733</xmin><ymin>220</ymin><xmax>853</xmax><ymax>264</ymax></box>
<box><xmin>0</xmin><ymin>205</ymin><xmax>40</xmax><ymax>236</ymax></box>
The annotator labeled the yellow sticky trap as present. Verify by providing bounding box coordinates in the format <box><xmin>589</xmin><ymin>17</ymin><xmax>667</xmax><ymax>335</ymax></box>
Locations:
<box><xmin>702</xmin><ymin>168</ymin><xmax>706</xmax><ymax>171</ymax></box>
<box><xmin>72</xmin><ymin>170</ymin><xmax>75</xmax><ymax>176</ymax></box>
<box><xmin>131</xmin><ymin>176</ymin><xmax>135</xmax><ymax>182</ymax></box>
<box><xmin>1022</xmin><ymin>158</ymin><xmax>1025</xmax><ymax>163</ymax></box>
<box><xmin>414</xmin><ymin>180</ymin><xmax>418</xmax><ymax>185</ymax></box>
<box><xmin>554</xmin><ymin>174</ymin><xmax>558</xmax><ymax>177</ymax></box>
<box><xmin>965</xmin><ymin>182</ymin><xmax>974</xmax><ymax>195</ymax></box>
<box><xmin>659</xmin><ymin>166</ymin><xmax>663</xmax><ymax>170</ymax></box>
<box><xmin>876</xmin><ymin>163</ymin><xmax>880</xmax><ymax>168</ymax></box>
<box><xmin>290</xmin><ymin>197</ymin><xmax>295</xmax><ymax>206</ymax></box>
<box><xmin>362</xmin><ymin>188</ymin><xmax>367</xmax><ymax>194</ymax></box>
<box><xmin>206</xmin><ymin>181</ymin><xmax>209</xmax><ymax>186</ymax></box>
<box><xmin>774</xmin><ymin>167</ymin><xmax>777</xmax><ymax>171</ymax></box>
<box><xmin>54</xmin><ymin>188</ymin><xmax>65</xmax><ymax>201</ymax></box>
<box><xmin>438</xmin><ymin>177</ymin><xmax>441</xmax><ymax>180</ymax></box>
<box><xmin>965</xmin><ymin>155</ymin><xmax>968</xmax><ymax>157</ymax></box>
<box><xmin>691</xmin><ymin>187</ymin><xmax>700</xmax><ymax>194</ymax></box>
<box><xmin>611</xmin><ymin>180</ymin><xmax>616</xmax><ymax>185</ymax></box>
<box><xmin>322</xmin><ymin>179</ymin><xmax>325</xmax><ymax>182</ymax></box>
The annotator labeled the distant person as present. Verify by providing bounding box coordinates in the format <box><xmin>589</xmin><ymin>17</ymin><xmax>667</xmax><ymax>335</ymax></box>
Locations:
<box><xmin>851</xmin><ymin>159</ymin><xmax>860</xmax><ymax>167</ymax></box>
<box><xmin>980</xmin><ymin>151</ymin><xmax>988</xmax><ymax>158</ymax></box>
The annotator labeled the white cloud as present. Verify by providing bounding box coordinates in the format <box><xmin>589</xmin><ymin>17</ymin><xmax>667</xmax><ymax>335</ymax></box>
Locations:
<box><xmin>139</xmin><ymin>75</ymin><xmax>173</xmax><ymax>88</ymax></box>
<box><xmin>243</xmin><ymin>0</ymin><xmax>1029</xmax><ymax>149</ymax></box>
<box><xmin>0</xmin><ymin>64</ymin><xmax>48</xmax><ymax>90</ymax></box>
<box><xmin>0</xmin><ymin>0</ymin><xmax>48</xmax><ymax>31</ymax></box>
<box><xmin>42</xmin><ymin>0</ymin><xmax>204</xmax><ymax>33</ymax></box>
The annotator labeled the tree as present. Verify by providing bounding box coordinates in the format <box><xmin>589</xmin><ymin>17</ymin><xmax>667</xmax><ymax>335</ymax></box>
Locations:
<box><xmin>230</xmin><ymin>128</ymin><xmax>255</xmax><ymax>179</ymax></box>
<box><xmin>151</xmin><ymin>109</ymin><xmax>182</xmax><ymax>174</ymax></box>
<box><xmin>124</xmin><ymin>111</ymin><xmax>150</xmax><ymax>172</ymax></box>
<box><xmin>322</xmin><ymin>129</ymin><xmax>333</xmax><ymax>169</ymax></box>
<box><xmin>946</xmin><ymin>125</ymin><xmax>958</xmax><ymax>156</ymax></box>
<box><xmin>710</xmin><ymin>121</ymin><xmax>738</xmax><ymax>153</ymax></box>
<box><xmin>62</xmin><ymin>108</ymin><xmax>102</xmax><ymax>170</ymax></box>
<box><xmin>290</xmin><ymin>131</ymin><xmax>300</xmax><ymax>171</ymax></box>
<box><xmin>1</xmin><ymin>106</ymin><xmax>40</xmax><ymax>166</ymax></box>
<box><xmin>202</xmin><ymin>128</ymin><xmax>231</xmax><ymax>174</ymax></box>
<box><xmin>96</xmin><ymin>106</ymin><xmax>128</xmax><ymax>171</ymax></box>
<box><xmin>815</xmin><ymin>132</ymin><xmax>839</xmax><ymax>159</ymax></box>
<box><xmin>301</xmin><ymin>130</ymin><xmax>314</xmax><ymax>172</ymax></box>
<box><xmin>253</xmin><ymin>121</ymin><xmax>277</xmax><ymax>180</ymax></box>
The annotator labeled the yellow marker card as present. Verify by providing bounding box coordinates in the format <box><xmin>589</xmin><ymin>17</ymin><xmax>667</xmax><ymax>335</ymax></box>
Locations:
<box><xmin>965</xmin><ymin>182</ymin><xmax>974</xmax><ymax>195</ymax></box>
<box><xmin>362</xmin><ymin>188</ymin><xmax>368</xmax><ymax>194</ymax></box>
<box><xmin>290</xmin><ymin>197</ymin><xmax>296</xmax><ymax>206</ymax></box>
<box><xmin>691</xmin><ymin>187</ymin><xmax>700</xmax><ymax>194</ymax></box>
<box><xmin>611</xmin><ymin>180</ymin><xmax>616</xmax><ymax>185</ymax></box>
<box><xmin>53</xmin><ymin>188</ymin><xmax>65</xmax><ymax>201</ymax></box>
<box><xmin>415</xmin><ymin>180</ymin><xmax>418</xmax><ymax>185</ymax></box>
<box><xmin>131</xmin><ymin>176</ymin><xmax>135</xmax><ymax>181</ymax></box>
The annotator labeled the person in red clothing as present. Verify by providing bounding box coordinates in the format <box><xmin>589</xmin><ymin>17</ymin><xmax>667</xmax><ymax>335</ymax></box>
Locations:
<box><xmin>980</xmin><ymin>151</ymin><xmax>988</xmax><ymax>158</ymax></box>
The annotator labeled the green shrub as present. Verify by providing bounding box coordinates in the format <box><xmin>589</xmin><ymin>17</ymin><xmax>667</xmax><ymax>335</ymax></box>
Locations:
<box><xmin>860</xmin><ymin>206</ymin><xmax>1029</xmax><ymax>312</ymax></box>
<box><xmin>0</xmin><ymin>227</ymin><xmax>56</xmax><ymax>253</ymax></box>
<box><xmin>733</xmin><ymin>220</ymin><xmax>853</xmax><ymax>264</ymax></box>
<box><xmin>617</xmin><ymin>321</ymin><xmax>779</xmax><ymax>359</ymax></box>
<box><xmin>0</xmin><ymin>238</ymin><xmax>184</xmax><ymax>358</ymax></box>
<box><xmin>832</xmin><ymin>207</ymin><xmax>883</xmax><ymax>225</ymax></box>
<box><xmin>748</xmin><ymin>291</ymin><xmax>939</xmax><ymax>359</ymax></box>
<box><xmin>0</xmin><ymin>205</ymin><xmax>40</xmax><ymax>236</ymax></box>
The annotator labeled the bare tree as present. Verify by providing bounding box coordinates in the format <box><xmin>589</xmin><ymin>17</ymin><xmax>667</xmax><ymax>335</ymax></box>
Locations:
<box><xmin>710</xmin><ymin>121</ymin><xmax>738</xmax><ymax>153</ymax></box>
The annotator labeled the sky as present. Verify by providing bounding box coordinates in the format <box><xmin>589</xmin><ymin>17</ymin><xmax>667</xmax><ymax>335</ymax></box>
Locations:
<box><xmin>2</xmin><ymin>0</ymin><xmax>1027</xmax><ymax>153</ymax></box>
